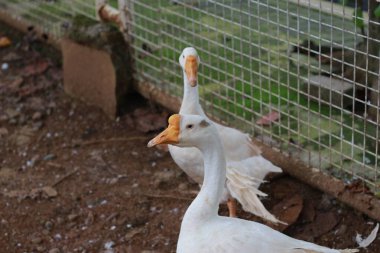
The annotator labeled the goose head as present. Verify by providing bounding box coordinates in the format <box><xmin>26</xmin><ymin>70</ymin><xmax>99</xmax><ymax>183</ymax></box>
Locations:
<box><xmin>147</xmin><ymin>114</ymin><xmax>212</xmax><ymax>149</ymax></box>
<box><xmin>179</xmin><ymin>47</ymin><xmax>200</xmax><ymax>87</ymax></box>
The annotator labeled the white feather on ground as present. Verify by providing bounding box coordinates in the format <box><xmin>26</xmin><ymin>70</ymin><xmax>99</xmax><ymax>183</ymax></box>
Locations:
<box><xmin>356</xmin><ymin>223</ymin><xmax>379</xmax><ymax>248</ymax></box>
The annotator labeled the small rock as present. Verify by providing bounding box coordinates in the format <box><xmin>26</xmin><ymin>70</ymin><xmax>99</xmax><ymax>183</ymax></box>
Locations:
<box><xmin>335</xmin><ymin>224</ymin><xmax>347</xmax><ymax>236</ymax></box>
<box><xmin>178</xmin><ymin>182</ymin><xmax>188</xmax><ymax>191</ymax></box>
<box><xmin>47</xmin><ymin>101</ymin><xmax>57</xmax><ymax>109</ymax></box>
<box><xmin>0</xmin><ymin>168</ymin><xmax>15</xmax><ymax>181</ymax></box>
<box><xmin>68</xmin><ymin>214</ymin><xmax>79</xmax><ymax>221</ymax></box>
<box><xmin>54</xmin><ymin>233</ymin><xmax>62</xmax><ymax>241</ymax></box>
<box><xmin>13</xmin><ymin>135</ymin><xmax>31</xmax><ymax>146</ymax></box>
<box><xmin>41</xmin><ymin>186</ymin><xmax>58</xmax><ymax>198</ymax></box>
<box><xmin>0</xmin><ymin>127</ymin><xmax>8</xmax><ymax>137</ymax></box>
<box><xmin>48</xmin><ymin>248</ymin><xmax>61</xmax><ymax>253</ymax></box>
<box><xmin>42</xmin><ymin>229</ymin><xmax>50</xmax><ymax>235</ymax></box>
<box><xmin>153</xmin><ymin>170</ymin><xmax>176</xmax><ymax>187</ymax></box>
<box><xmin>107</xmin><ymin>177</ymin><xmax>118</xmax><ymax>185</ymax></box>
<box><xmin>43</xmin><ymin>154</ymin><xmax>57</xmax><ymax>161</ymax></box>
<box><xmin>44</xmin><ymin>220</ymin><xmax>54</xmax><ymax>230</ymax></box>
<box><xmin>5</xmin><ymin>108</ymin><xmax>19</xmax><ymax>119</ymax></box>
<box><xmin>32</xmin><ymin>121</ymin><xmax>44</xmax><ymax>131</ymax></box>
<box><xmin>104</xmin><ymin>241</ymin><xmax>115</xmax><ymax>249</ymax></box>
<box><xmin>26</xmin><ymin>155</ymin><xmax>40</xmax><ymax>167</ymax></box>
<box><xmin>31</xmin><ymin>237</ymin><xmax>42</xmax><ymax>244</ymax></box>
<box><xmin>36</xmin><ymin>246</ymin><xmax>46</xmax><ymax>252</ymax></box>
<box><xmin>0</xmin><ymin>114</ymin><xmax>8</xmax><ymax>122</ymax></box>
<box><xmin>32</xmin><ymin>111</ymin><xmax>43</xmax><ymax>121</ymax></box>
<box><xmin>9</xmin><ymin>126</ymin><xmax>35</xmax><ymax>146</ymax></box>
<box><xmin>56</xmin><ymin>217</ymin><xmax>64</xmax><ymax>225</ymax></box>
<box><xmin>1</xmin><ymin>62</ymin><xmax>9</xmax><ymax>71</ymax></box>
<box><xmin>8</xmin><ymin>118</ymin><xmax>17</xmax><ymax>125</ymax></box>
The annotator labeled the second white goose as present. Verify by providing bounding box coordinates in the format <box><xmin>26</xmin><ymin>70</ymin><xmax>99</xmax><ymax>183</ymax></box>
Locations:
<box><xmin>168</xmin><ymin>47</ymin><xmax>282</xmax><ymax>223</ymax></box>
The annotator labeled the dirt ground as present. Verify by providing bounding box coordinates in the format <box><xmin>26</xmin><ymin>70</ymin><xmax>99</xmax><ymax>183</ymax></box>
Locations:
<box><xmin>0</xmin><ymin>21</ymin><xmax>380</xmax><ymax>253</ymax></box>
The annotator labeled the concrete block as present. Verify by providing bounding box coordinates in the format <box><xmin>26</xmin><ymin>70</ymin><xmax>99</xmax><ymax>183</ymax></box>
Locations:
<box><xmin>62</xmin><ymin>18</ymin><xmax>133</xmax><ymax>118</ymax></box>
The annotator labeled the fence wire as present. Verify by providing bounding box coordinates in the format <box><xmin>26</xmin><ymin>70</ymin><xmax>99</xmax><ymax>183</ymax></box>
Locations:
<box><xmin>129</xmin><ymin>0</ymin><xmax>380</xmax><ymax>193</ymax></box>
<box><xmin>1</xmin><ymin>0</ymin><xmax>379</xmax><ymax>193</ymax></box>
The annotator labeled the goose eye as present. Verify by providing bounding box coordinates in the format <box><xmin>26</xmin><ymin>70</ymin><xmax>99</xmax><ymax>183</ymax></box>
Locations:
<box><xmin>186</xmin><ymin>124</ymin><xmax>193</xmax><ymax>129</ymax></box>
<box><xmin>182</xmin><ymin>55</ymin><xmax>185</xmax><ymax>58</ymax></box>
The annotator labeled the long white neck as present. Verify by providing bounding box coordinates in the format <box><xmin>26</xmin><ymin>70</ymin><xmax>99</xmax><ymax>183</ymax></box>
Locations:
<box><xmin>181</xmin><ymin>132</ymin><xmax>226</xmax><ymax>227</ymax></box>
<box><xmin>179</xmin><ymin>70</ymin><xmax>206</xmax><ymax>117</ymax></box>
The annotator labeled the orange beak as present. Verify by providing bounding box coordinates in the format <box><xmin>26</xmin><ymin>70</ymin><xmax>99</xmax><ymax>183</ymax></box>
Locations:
<box><xmin>184</xmin><ymin>55</ymin><xmax>198</xmax><ymax>87</ymax></box>
<box><xmin>147</xmin><ymin>114</ymin><xmax>181</xmax><ymax>147</ymax></box>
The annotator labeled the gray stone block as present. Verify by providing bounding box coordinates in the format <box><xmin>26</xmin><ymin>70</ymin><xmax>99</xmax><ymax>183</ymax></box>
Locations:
<box><xmin>62</xmin><ymin>17</ymin><xmax>133</xmax><ymax>118</ymax></box>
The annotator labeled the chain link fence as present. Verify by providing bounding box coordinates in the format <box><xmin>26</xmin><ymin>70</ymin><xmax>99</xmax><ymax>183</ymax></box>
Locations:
<box><xmin>1</xmin><ymin>0</ymin><xmax>379</xmax><ymax>193</ymax></box>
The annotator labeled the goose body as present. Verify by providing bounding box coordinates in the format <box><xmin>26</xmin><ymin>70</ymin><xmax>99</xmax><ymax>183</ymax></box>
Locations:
<box><xmin>178</xmin><ymin>217</ymin><xmax>356</xmax><ymax>253</ymax></box>
<box><xmin>148</xmin><ymin>114</ymin><xmax>358</xmax><ymax>253</ymax></box>
<box><xmin>168</xmin><ymin>47</ymin><xmax>281</xmax><ymax>222</ymax></box>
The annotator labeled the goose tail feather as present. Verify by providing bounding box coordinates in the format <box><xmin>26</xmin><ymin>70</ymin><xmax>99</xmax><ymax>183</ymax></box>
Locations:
<box><xmin>226</xmin><ymin>169</ymin><xmax>285</xmax><ymax>224</ymax></box>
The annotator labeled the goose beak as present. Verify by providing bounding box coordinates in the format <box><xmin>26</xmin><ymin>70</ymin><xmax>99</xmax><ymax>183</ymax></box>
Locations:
<box><xmin>147</xmin><ymin>114</ymin><xmax>181</xmax><ymax>147</ymax></box>
<box><xmin>185</xmin><ymin>55</ymin><xmax>198</xmax><ymax>87</ymax></box>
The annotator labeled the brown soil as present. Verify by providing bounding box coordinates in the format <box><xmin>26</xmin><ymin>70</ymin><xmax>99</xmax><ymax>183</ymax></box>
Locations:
<box><xmin>0</xmin><ymin>21</ymin><xmax>379</xmax><ymax>253</ymax></box>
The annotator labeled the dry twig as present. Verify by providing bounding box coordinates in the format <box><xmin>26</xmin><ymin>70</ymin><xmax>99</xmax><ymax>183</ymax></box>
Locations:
<box><xmin>52</xmin><ymin>167</ymin><xmax>79</xmax><ymax>187</ymax></box>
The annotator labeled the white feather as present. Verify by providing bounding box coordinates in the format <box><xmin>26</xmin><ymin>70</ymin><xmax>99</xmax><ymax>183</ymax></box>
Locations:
<box><xmin>356</xmin><ymin>223</ymin><xmax>379</xmax><ymax>248</ymax></box>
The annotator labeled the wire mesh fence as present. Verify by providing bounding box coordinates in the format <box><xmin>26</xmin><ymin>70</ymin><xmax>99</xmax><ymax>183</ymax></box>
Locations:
<box><xmin>1</xmin><ymin>0</ymin><xmax>379</xmax><ymax>193</ymax></box>
<box><xmin>0</xmin><ymin>0</ymin><xmax>99</xmax><ymax>37</ymax></box>
<box><xmin>129</xmin><ymin>0</ymin><xmax>380</xmax><ymax>193</ymax></box>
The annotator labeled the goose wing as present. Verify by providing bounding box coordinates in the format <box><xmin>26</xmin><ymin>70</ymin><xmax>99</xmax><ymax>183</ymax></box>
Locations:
<box><xmin>214</xmin><ymin>122</ymin><xmax>262</xmax><ymax>160</ymax></box>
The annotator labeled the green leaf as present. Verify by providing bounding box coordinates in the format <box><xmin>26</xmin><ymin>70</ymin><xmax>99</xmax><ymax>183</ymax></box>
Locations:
<box><xmin>374</xmin><ymin>5</ymin><xmax>380</xmax><ymax>18</ymax></box>
<box><xmin>339</xmin><ymin>0</ymin><xmax>349</xmax><ymax>6</ymax></box>
<box><xmin>353</xmin><ymin>8</ymin><xmax>364</xmax><ymax>29</ymax></box>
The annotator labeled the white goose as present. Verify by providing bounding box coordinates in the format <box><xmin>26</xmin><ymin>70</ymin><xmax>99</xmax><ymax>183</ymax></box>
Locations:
<box><xmin>148</xmin><ymin>114</ymin><xmax>358</xmax><ymax>253</ymax></box>
<box><xmin>168</xmin><ymin>47</ymin><xmax>282</xmax><ymax>223</ymax></box>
